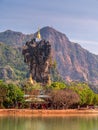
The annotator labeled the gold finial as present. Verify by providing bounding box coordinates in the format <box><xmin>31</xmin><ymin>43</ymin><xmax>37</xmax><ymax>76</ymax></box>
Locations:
<box><xmin>29</xmin><ymin>73</ymin><xmax>34</xmax><ymax>84</ymax></box>
<box><xmin>36</xmin><ymin>28</ymin><xmax>41</xmax><ymax>40</ymax></box>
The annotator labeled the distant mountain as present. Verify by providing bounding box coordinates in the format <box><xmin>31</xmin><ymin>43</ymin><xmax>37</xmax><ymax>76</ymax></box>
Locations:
<box><xmin>0</xmin><ymin>30</ymin><xmax>33</xmax><ymax>46</ymax></box>
<box><xmin>39</xmin><ymin>26</ymin><xmax>98</xmax><ymax>84</ymax></box>
<box><xmin>0</xmin><ymin>26</ymin><xmax>98</xmax><ymax>84</ymax></box>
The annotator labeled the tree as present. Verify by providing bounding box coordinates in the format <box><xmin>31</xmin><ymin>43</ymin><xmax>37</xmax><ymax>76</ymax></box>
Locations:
<box><xmin>50</xmin><ymin>82</ymin><xmax>67</xmax><ymax>90</ymax></box>
<box><xmin>49</xmin><ymin>89</ymin><xmax>80</xmax><ymax>109</ymax></box>
<box><xmin>70</xmin><ymin>82</ymin><xmax>97</xmax><ymax>106</ymax></box>
<box><xmin>4</xmin><ymin>83</ymin><xmax>24</xmax><ymax>108</ymax></box>
<box><xmin>21</xmin><ymin>79</ymin><xmax>42</xmax><ymax>94</ymax></box>
<box><xmin>0</xmin><ymin>81</ymin><xmax>8</xmax><ymax>108</ymax></box>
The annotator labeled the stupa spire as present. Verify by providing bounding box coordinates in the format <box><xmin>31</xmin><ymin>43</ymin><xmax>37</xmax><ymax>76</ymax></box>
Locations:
<box><xmin>36</xmin><ymin>28</ymin><xmax>41</xmax><ymax>41</ymax></box>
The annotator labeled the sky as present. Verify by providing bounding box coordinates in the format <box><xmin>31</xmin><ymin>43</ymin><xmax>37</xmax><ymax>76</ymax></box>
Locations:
<box><xmin>0</xmin><ymin>0</ymin><xmax>98</xmax><ymax>54</ymax></box>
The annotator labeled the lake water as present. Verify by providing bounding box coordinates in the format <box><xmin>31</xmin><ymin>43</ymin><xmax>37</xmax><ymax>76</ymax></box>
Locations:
<box><xmin>0</xmin><ymin>115</ymin><xmax>98</xmax><ymax>130</ymax></box>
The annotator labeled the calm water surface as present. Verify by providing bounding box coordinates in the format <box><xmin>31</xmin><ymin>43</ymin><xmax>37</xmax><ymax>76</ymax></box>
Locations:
<box><xmin>0</xmin><ymin>115</ymin><xmax>98</xmax><ymax>130</ymax></box>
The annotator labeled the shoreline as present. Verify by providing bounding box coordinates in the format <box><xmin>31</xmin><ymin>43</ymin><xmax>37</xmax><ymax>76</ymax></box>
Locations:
<box><xmin>0</xmin><ymin>109</ymin><xmax>98</xmax><ymax>117</ymax></box>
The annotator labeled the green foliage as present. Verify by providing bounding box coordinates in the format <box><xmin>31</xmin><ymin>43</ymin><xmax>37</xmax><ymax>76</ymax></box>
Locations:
<box><xmin>1</xmin><ymin>79</ymin><xmax>98</xmax><ymax>109</ymax></box>
<box><xmin>21</xmin><ymin>79</ymin><xmax>42</xmax><ymax>94</ymax></box>
<box><xmin>0</xmin><ymin>81</ymin><xmax>24</xmax><ymax>108</ymax></box>
<box><xmin>0</xmin><ymin>42</ymin><xmax>27</xmax><ymax>82</ymax></box>
<box><xmin>50</xmin><ymin>59</ymin><xmax>64</xmax><ymax>82</ymax></box>
<box><xmin>52</xmin><ymin>60</ymin><xmax>57</xmax><ymax>69</ymax></box>
<box><xmin>69</xmin><ymin>82</ymin><xmax>98</xmax><ymax>106</ymax></box>
<box><xmin>6</xmin><ymin>83</ymin><xmax>24</xmax><ymax>107</ymax></box>
<box><xmin>50</xmin><ymin>82</ymin><xmax>67</xmax><ymax>90</ymax></box>
<box><xmin>50</xmin><ymin>67</ymin><xmax>64</xmax><ymax>82</ymax></box>
<box><xmin>0</xmin><ymin>80</ymin><xmax>8</xmax><ymax>108</ymax></box>
<box><xmin>46</xmin><ymin>81</ymin><xmax>98</xmax><ymax>107</ymax></box>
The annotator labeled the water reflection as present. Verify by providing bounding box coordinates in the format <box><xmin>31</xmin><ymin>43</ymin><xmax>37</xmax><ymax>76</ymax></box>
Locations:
<box><xmin>0</xmin><ymin>116</ymin><xmax>98</xmax><ymax>130</ymax></box>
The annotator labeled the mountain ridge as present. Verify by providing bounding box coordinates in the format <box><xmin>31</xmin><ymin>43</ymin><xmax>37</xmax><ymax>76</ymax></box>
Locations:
<box><xmin>0</xmin><ymin>26</ymin><xmax>98</xmax><ymax>84</ymax></box>
<box><xmin>39</xmin><ymin>27</ymin><xmax>98</xmax><ymax>83</ymax></box>
<box><xmin>0</xmin><ymin>29</ymin><xmax>33</xmax><ymax>46</ymax></box>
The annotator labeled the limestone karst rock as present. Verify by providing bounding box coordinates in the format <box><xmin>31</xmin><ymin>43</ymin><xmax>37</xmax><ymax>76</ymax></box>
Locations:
<box><xmin>22</xmin><ymin>38</ymin><xmax>51</xmax><ymax>85</ymax></box>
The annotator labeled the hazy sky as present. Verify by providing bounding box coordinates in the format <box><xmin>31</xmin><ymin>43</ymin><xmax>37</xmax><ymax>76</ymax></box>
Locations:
<box><xmin>0</xmin><ymin>0</ymin><xmax>98</xmax><ymax>54</ymax></box>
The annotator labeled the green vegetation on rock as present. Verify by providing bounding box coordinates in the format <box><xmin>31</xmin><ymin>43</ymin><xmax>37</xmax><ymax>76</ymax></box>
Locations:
<box><xmin>0</xmin><ymin>42</ymin><xmax>28</xmax><ymax>82</ymax></box>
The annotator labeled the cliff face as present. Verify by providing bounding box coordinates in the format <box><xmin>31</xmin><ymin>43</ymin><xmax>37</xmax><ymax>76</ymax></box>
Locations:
<box><xmin>39</xmin><ymin>26</ymin><xmax>98</xmax><ymax>83</ymax></box>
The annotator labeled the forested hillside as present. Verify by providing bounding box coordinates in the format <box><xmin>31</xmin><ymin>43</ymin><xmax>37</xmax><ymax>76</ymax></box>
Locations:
<box><xmin>0</xmin><ymin>42</ymin><xmax>27</xmax><ymax>82</ymax></box>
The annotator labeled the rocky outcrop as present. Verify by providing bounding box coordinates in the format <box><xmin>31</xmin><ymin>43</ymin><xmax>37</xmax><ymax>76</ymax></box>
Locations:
<box><xmin>22</xmin><ymin>39</ymin><xmax>51</xmax><ymax>85</ymax></box>
<box><xmin>0</xmin><ymin>65</ymin><xmax>16</xmax><ymax>81</ymax></box>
